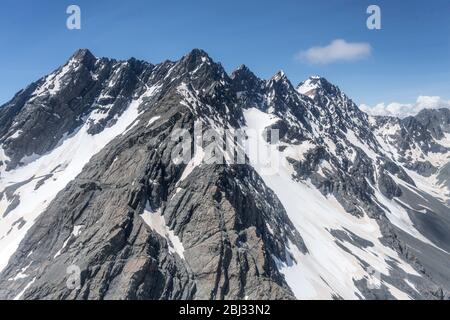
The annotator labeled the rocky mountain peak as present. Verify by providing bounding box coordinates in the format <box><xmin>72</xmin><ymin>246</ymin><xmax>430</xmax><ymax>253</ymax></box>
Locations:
<box><xmin>181</xmin><ymin>48</ymin><xmax>213</xmax><ymax>68</ymax></box>
<box><xmin>173</xmin><ymin>48</ymin><xmax>228</xmax><ymax>89</ymax></box>
<box><xmin>231</xmin><ymin>64</ymin><xmax>262</xmax><ymax>90</ymax></box>
<box><xmin>270</xmin><ymin>70</ymin><xmax>287</xmax><ymax>82</ymax></box>
<box><xmin>297</xmin><ymin>75</ymin><xmax>337</xmax><ymax>99</ymax></box>
<box><xmin>69</xmin><ymin>48</ymin><xmax>97</xmax><ymax>68</ymax></box>
<box><xmin>231</xmin><ymin>64</ymin><xmax>257</xmax><ymax>81</ymax></box>
<box><xmin>268</xmin><ymin>70</ymin><xmax>296</xmax><ymax>93</ymax></box>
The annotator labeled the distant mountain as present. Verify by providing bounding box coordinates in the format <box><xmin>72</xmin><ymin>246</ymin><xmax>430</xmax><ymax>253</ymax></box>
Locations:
<box><xmin>0</xmin><ymin>49</ymin><xmax>449</xmax><ymax>300</ymax></box>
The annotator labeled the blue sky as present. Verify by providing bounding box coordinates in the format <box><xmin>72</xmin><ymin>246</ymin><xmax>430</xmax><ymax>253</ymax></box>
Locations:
<box><xmin>0</xmin><ymin>0</ymin><xmax>449</xmax><ymax>109</ymax></box>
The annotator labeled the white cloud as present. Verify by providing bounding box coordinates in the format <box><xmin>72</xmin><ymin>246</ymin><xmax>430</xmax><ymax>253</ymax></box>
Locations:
<box><xmin>360</xmin><ymin>96</ymin><xmax>450</xmax><ymax>118</ymax></box>
<box><xmin>296</xmin><ymin>39</ymin><xmax>372</xmax><ymax>65</ymax></box>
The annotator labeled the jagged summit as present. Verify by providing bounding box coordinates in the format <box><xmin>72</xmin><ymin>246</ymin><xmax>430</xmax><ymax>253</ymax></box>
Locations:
<box><xmin>271</xmin><ymin>70</ymin><xmax>286</xmax><ymax>82</ymax></box>
<box><xmin>186</xmin><ymin>48</ymin><xmax>210</xmax><ymax>58</ymax></box>
<box><xmin>69</xmin><ymin>48</ymin><xmax>97</xmax><ymax>66</ymax></box>
<box><xmin>297</xmin><ymin>75</ymin><xmax>336</xmax><ymax>98</ymax></box>
<box><xmin>268</xmin><ymin>70</ymin><xmax>296</xmax><ymax>92</ymax></box>
<box><xmin>230</xmin><ymin>64</ymin><xmax>257</xmax><ymax>80</ymax></box>
<box><xmin>181</xmin><ymin>48</ymin><xmax>213</xmax><ymax>65</ymax></box>
<box><xmin>235</xmin><ymin>64</ymin><xmax>251</xmax><ymax>72</ymax></box>
<box><xmin>230</xmin><ymin>64</ymin><xmax>262</xmax><ymax>89</ymax></box>
<box><xmin>71</xmin><ymin>48</ymin><xmax>94</xmax><ymax>59</ymax></box>
<box><xmin>65</xmin><ymin>49</ymin><xmax>339</xmax><ymax>101</ymax></box>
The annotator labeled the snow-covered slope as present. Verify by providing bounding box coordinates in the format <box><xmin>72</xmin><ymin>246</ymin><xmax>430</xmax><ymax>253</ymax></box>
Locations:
<box><xmin>0</xmin><ymin>83</ymin><xmax>161</xmax><ymax>271</ymax></box>
<box><xmin>243</xmin><ymin>106</ymin><xmax>448</xmax><ymax>299</ymax></box>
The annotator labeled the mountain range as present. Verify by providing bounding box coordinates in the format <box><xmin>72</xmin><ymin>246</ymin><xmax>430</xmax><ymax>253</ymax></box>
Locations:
<box><xmin>0</xmin><ymin>49</ymin><xmax>449</xmax><ymax>300</ymax></box>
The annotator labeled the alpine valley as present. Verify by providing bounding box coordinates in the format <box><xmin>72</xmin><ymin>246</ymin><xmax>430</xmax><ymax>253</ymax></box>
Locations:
<box><xmin>0</xmin><ymin>49</ymin><xmax>449</xmax><ymax>300</ymax></box>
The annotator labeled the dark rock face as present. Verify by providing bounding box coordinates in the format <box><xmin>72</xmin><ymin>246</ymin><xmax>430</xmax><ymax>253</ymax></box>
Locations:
<box><xmin>413</xmin><ymin>108</ymin><xmax>450</xmax><ymax>140</ymax></box>
<box><xmin>0</xmin><ymin>49</ymin><xmax>449</xmax><ymax>300</ymax></box>
<box><xmin>231</xmin><ymin>65</ymin><xmax>266</xmax><ymax>109</ymax></box>
<box><xmin>378</xmin><ymin>171</ymin><xmax>402</xmax><ymax>199</ymax></box>
<box><xmin>164</xmin><ymin>164</ymin><xmax>305</xmax><ymax>300</ymax></box>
